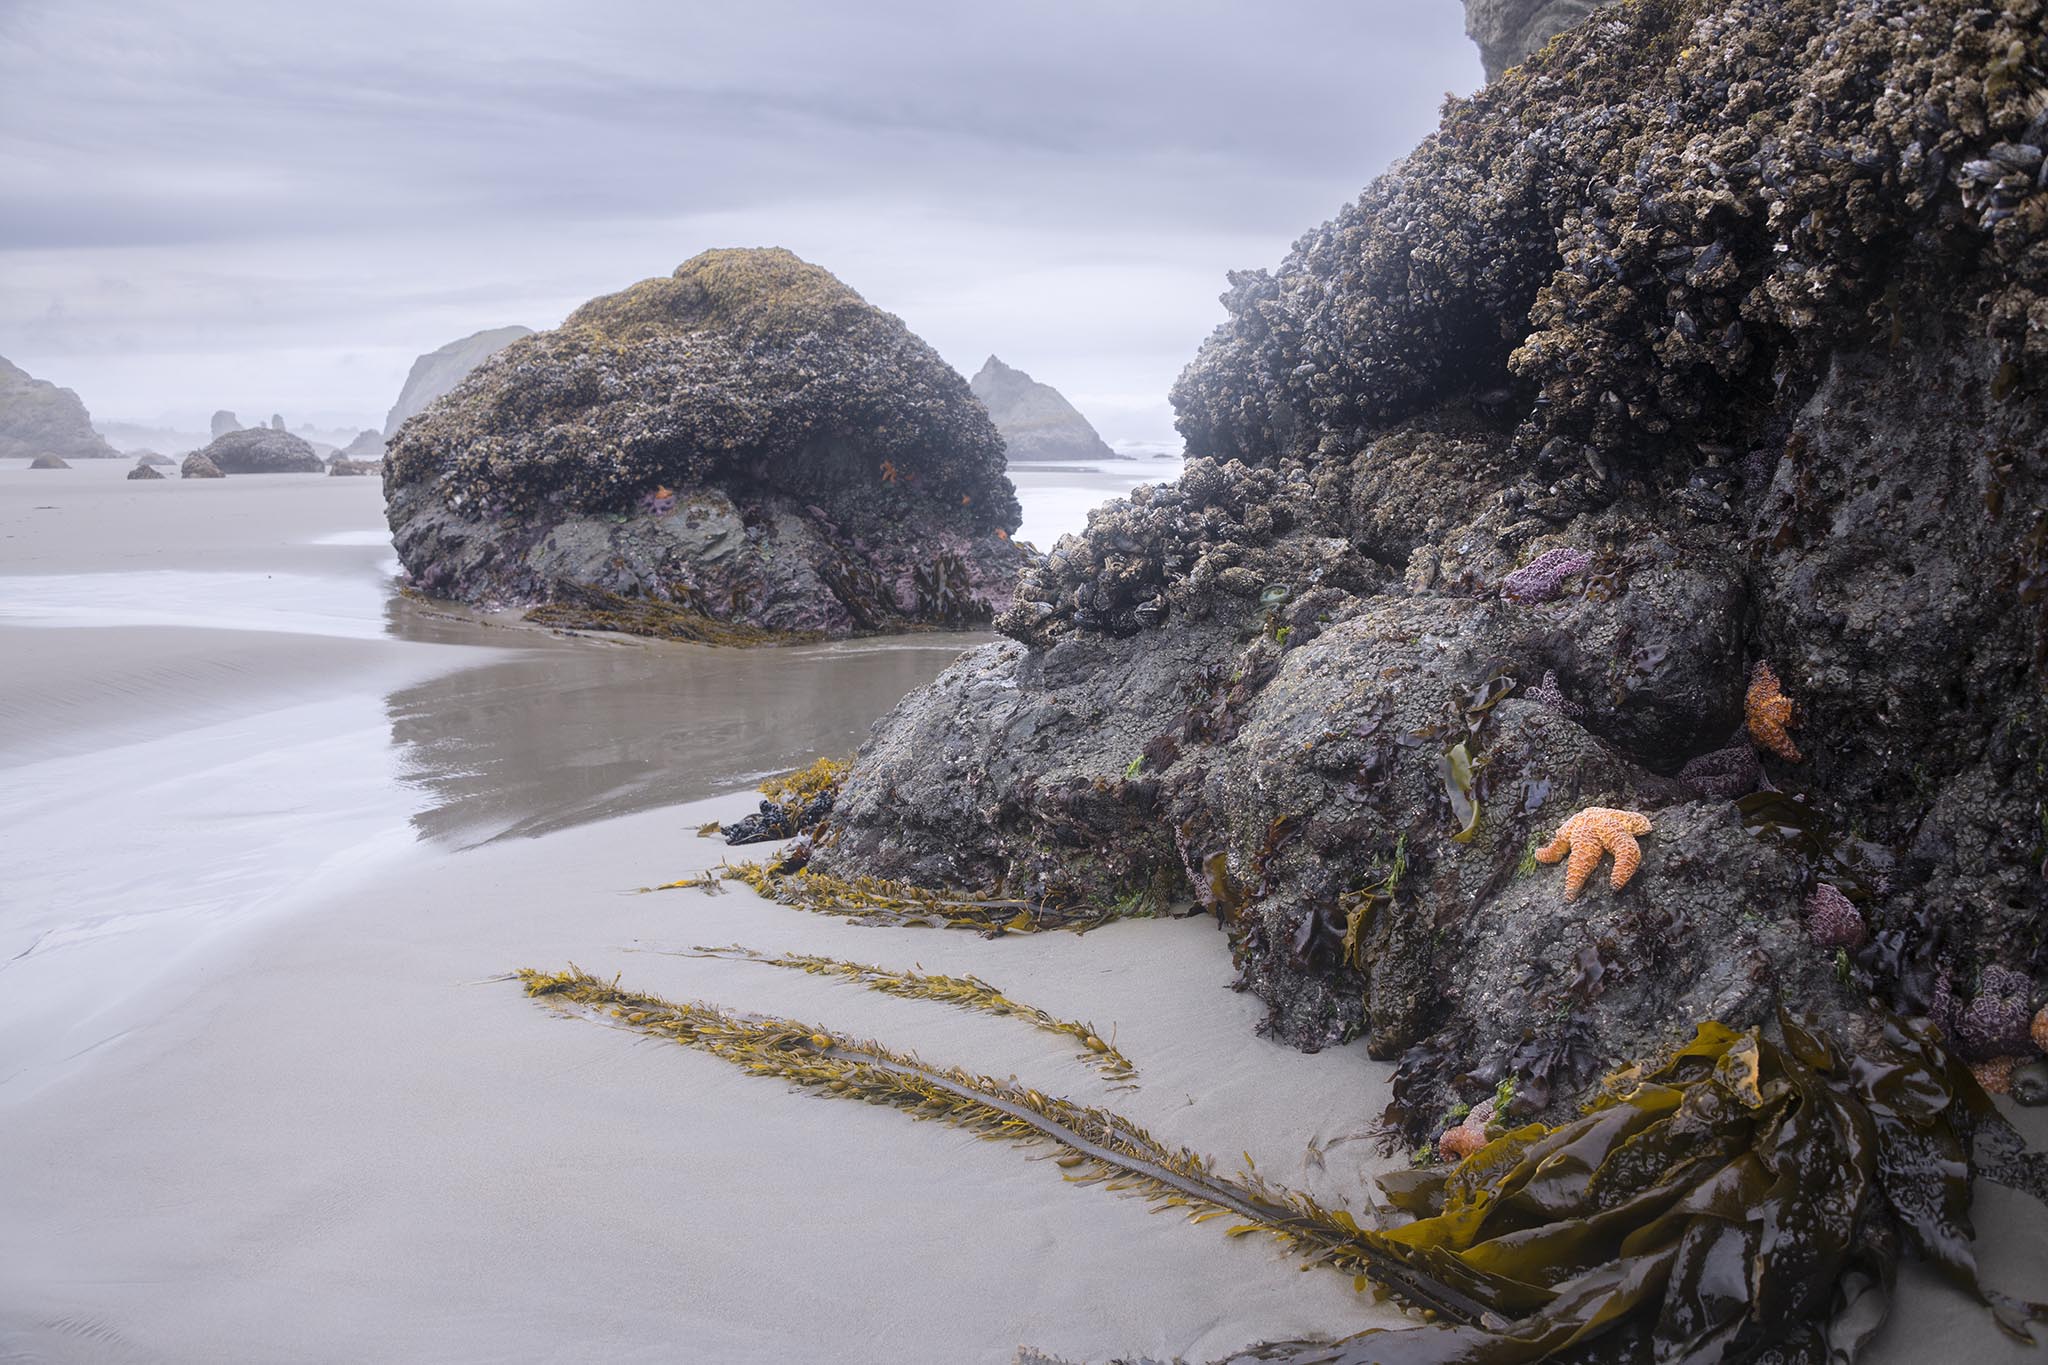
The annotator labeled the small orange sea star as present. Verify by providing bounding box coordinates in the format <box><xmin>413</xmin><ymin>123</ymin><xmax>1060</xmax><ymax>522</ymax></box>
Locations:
<box><xmin>1535</xmin><ymin>807</ymin><xmax>1653</xmax><ymax>901</ymax></box>
<box><xmin>1746</xmin><ymin>661</ymin><xmax>1801</xmax><ymax>762</ymax></box>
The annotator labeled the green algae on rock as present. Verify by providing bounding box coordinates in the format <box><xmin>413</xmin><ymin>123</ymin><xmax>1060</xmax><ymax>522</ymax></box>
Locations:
<box><xmin>384</xmin><ymin>247</ymin><xmax>1029</xmax><ymax>641</ymax></box>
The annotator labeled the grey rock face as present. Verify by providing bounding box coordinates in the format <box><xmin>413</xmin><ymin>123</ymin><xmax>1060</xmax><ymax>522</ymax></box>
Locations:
<box><xmin>196</xmin><ymin>427</ymin><xmax>324</xmax><ymax>474</ymax></box>
<box><xmin>210</xmin><ymin>410</ymin><xmax>241</xmax><ymax>438</ymax></box>
<box><xmin>814</xmin><ymin>0</ymin><xmax>2048</xmax><ymax>1138</ymax></box>
<box><xmin>0</xmin><ymin>355</ymin><xmax>120</xmax><ymax>461</ymax></box>
<box><xmin>181</xmin><ymin>452</ymin><xmax>225</xmax><ymax>479</ymax></box>
<box><xmin>382</xmin><ymin>325</ymin><xmax>534</xmax><ymax>438</ymax></box>
<box><xmin>1462</xmin><ymin>0</ymin><xmax>1616</xmax><ymax>82</ymax></box>
<box><xmin>268</xmin><ymin>413</ymin><xmax>285</xmax><ymax>431</ymax></box>
<box><xmin>969</xmin><ymin>355</ymin><xmax>1118</xmax><ymax>463</ymax></box>
<box><xmin>126</xmin><ymin>459</ymin><xmax>165</xmax><ymax>480</ymax></box>
<box><xmin>384</xmin><ymin>248</ymin><xmax>1028</xmax><ymax>640</ymax></box>
<box><xmin>28</xmin><ymin>455</ymin><xmax>70</xmax><ymax>469</ymax></box>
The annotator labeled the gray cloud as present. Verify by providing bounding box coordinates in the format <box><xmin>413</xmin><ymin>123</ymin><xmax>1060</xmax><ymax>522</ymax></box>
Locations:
<box><xmin>0</xmin><ymin>1</ymin><xmax>1481</xmax><ymax>441</ymax></box>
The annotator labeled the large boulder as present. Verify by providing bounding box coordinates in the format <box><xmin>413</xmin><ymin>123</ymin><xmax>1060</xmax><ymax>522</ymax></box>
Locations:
<box><xmin>135</xmin><ymin>450</ymin><xmax>174</xmax><ymax>467</ymax></box>
<box><xmin>181</xmin><ymin>452</ymin><xmax>224</xmax><ymax>479</ymax></box>
<box><xmin>0</xmin><ymin>355</ymin><xmax>120</xmax><ymax>461</ymax></box>
<box><xmin>814</xmin><ymin>0</ymin><xmax>2048</xmax><ymax>1142</ymax></box>
<box><xmin>210</xmin><ymin>410</ymin><xmax>241</xmax><ymax>438</ymax></box>
<box><xmin>383</xmin><ymin>325</ymin><xmax>534</xmax><ymax>438</ymax></box>
<box><xmin>195</xmin><ymin>427</ymin><xmax>324</xmax><ymax>474</ymax></box>
<box><xmin>969</xmin><ymin>355</ymin><xmax>1119</xmax><ymax>463</ymax></box>
<box><xmin>126</xmin><ymin>459</ymin><xmax>165</xmax><ymax>480</ymax></box>
<box><xmin>328</xmin><ymin>457</ymin><xmax>377</xmax><ymax>477</ymax></box>
<box><xmin>28</xmin><ymin>455</ymin><xmax>70</xmax><ymax>469</ymax></box>
<box><xmin>384</xmin><ymin>247</ymin><xmax>1029</xmax><ymax>639</ymax></box>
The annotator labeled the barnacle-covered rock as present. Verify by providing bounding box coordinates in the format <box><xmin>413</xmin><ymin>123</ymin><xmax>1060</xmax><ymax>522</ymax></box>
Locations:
<box><xmin>384</xmin><ymin>248</ymin><xmax>1028</xmax><ymax>640</ymax></box>
<box><xmin>1170</xmin><ymin>0</ymin><xmax>2048</xmax><ymax>472</ymax></box>
<box><xmin>813</xmin><ymin>0</ymin><xmax>2048</xmax><ymax>1152</ymax></box>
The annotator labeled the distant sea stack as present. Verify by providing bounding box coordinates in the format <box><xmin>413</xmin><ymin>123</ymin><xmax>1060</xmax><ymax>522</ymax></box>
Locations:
<box><xmin>383</xmin><ymin>325</ymin><xmax>535</xmax><ymax>438</ymax></box>
<box><xmin>210</xmin><ymin>410</ymin><xmax>241</xmax><ymax>438</ymax></box>
<box><xmin>195</xmin><ymin>427</ymin><xmax>324</xmax><ymax>474</ymax></box>
<box><xmin>384</xmin><ymin>247</ymin><xmax>1028</xmax><ymax>642</ymax></box>
<box><xmin>338</xmin><ymin>429</ymin><xmax>386</xmax><ymax>462</ymax></box>
<box><xmin>1461</xmin><ymin>0</ymin><xmax>1616</xmax><ymax>81</ymax></box>
<box><xmin>0</xmin><ymin>355</ymin><xmax>120</xmax><ymax>461</ymax></box>
<box><xmin>968</xmin><ymin>356</ymin><xmax>1119</xmax><ymax>464</ymax></box>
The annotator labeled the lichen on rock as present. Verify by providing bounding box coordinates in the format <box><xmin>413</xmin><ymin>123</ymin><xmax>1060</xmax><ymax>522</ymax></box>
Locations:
<box><xmin>384</xmin><ymin>247</ymin><xmax>1028</xmax><ymax>639</ymax></box>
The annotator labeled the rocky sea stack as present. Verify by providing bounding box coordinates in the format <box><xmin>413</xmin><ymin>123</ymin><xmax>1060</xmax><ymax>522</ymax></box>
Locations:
<box><xmin>969</xmin><ymin>355</ymin><xmax>1118</xmax><ymax>463</ymax></box>
<box><xmin>812</xmin><ymin>0</ymin><xmax>2048</xmax><ymax>1141</ymax></box>
<box><xmin>382</xmin><ymin>326</ymin><xmax>533</xmax><ymax>438</ymax></box>
<box><xmin>0</xmin><ymin>355</ymin><xmax>119</xmax><ymax>462</ymax></box>
<box><xmin>384</xmin><ymin>247</ymin><xmax>1028</xmax><ymax>641</ymax></box>
<box><xmin>196</xmin><ymin>427</ymin><xmax>324</xmax><ymax>474</ymax></box>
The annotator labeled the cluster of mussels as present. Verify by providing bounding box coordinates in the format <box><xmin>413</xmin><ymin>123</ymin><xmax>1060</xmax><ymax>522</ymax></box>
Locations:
<box><xmin>1169</xmin><ymin>0</ymin><xmax>2048</xmax><ymax>477</ymax></box>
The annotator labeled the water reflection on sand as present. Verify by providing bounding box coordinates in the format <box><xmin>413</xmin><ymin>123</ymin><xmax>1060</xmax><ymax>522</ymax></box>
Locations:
<box><xmin>385</xmin><ymin>626</ymin><xmax>979</xmax><ymax>844</ymax></box>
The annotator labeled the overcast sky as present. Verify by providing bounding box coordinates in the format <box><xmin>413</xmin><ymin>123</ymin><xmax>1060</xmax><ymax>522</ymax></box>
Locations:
<box><xmin>0</xmin><ymin>2</ymin><xmax>1480</xmax><ymax>445</ymax></box>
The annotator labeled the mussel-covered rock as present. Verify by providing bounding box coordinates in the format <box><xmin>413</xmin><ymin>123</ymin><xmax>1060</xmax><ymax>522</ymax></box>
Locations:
<box><xmin>384</xmin><ymin>247</ymin><xmax>1029</xmax><ymax>640</ymax></box>
<box><xmin>812</xmin><ymin>0</ymin><xmax>2048</xmax><ymax>1158</ymax></box>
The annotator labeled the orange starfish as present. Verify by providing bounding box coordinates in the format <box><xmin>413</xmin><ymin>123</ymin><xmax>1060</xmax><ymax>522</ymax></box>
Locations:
<box><xmin>1535</xmin><ymin>807</ymin><xmax>1653</xmax><ymax>901</ymax></box>
<box><xmin>1746</xmin><ymin>661</ymin><xmax>1800</xmax><ymax>762</ymax></box>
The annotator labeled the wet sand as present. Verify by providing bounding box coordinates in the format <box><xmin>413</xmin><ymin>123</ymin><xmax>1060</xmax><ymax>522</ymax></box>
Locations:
<box><xmin>1</xmin><ymin>456</ymin><xmax>2041</xmax><ymax>1363</ymax></box>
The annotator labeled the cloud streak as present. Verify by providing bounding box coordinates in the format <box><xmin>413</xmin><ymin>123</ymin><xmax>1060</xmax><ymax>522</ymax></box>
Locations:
<box><xmin>0</xmin><ymin>0</ymin><xmax>1481</xmax><ymax>440</ymax></box>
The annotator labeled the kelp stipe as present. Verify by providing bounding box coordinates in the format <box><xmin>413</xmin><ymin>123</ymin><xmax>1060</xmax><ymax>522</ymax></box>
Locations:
<box><xmin>515</xmin><ymin>967</ymin><xmax>1490</xmax><ymax>1324</ymax></box>
<box><xmin>1243</xmin><ymin>1012</ymin><xmax>2047</xmax><ymax>1364</ymax></box>
<box><xmin>668</xmin><ymin>944</ymin><xmax>1138</xmax><ymax>1081</ymax></box>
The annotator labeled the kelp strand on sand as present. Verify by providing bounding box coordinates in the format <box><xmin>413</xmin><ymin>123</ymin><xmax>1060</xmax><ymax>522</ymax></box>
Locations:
<box><xmin>516</xmin><ymin>966</ymin><xmax>1488</xmax><ymax>1324</ymax></box>
<box><xmin>1244</xmin><ymin>1013</ymin><xmax>2047</xmax><ymax>1365</ymax></box>
<box><xmin>520</xmin><ymin>969</ymin><xmax>2043</xmax><ymax>1363</ymax></box>
<box><xmin>671</xmin><ymin>944</ymin><xmax>1139</xmax><ymax>1082</ymax></box>
<box><xmin>641</xmin><ymin>860</ymin><xmax>1115</xmax><ymax>935</ymax></box>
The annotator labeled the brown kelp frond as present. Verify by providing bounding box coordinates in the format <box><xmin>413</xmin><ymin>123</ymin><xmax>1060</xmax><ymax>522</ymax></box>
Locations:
<box><xmin>514</xmin><ymin>966</ymin><xmax>1488</xmax><ymax>1324</ymax></box>
<box><xmin>673</xmin><ymin>944</ymin><xmax>1138</xmax><ymax>1082</ymax></box>
<box><xmin>717</xmin><ymin>860</ymin><xmax>1114</xmax><ymax>935</ymax></box>
<box><xmin>1238</xmin><ymin>1012</ymin><xmax>2048</xmax><ymax>1364</ymax></box>
<box><xmin>756</xmin><ymin>757</ymin><xmax>848</xmax><ymax>810</ymax></box>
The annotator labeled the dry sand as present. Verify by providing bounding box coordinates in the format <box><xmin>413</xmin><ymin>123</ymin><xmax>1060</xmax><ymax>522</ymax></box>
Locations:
<box><xmin>1</xmin><ymin>455</ymin><xmax>2041</xmax><ymax>1364</ymax></box>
